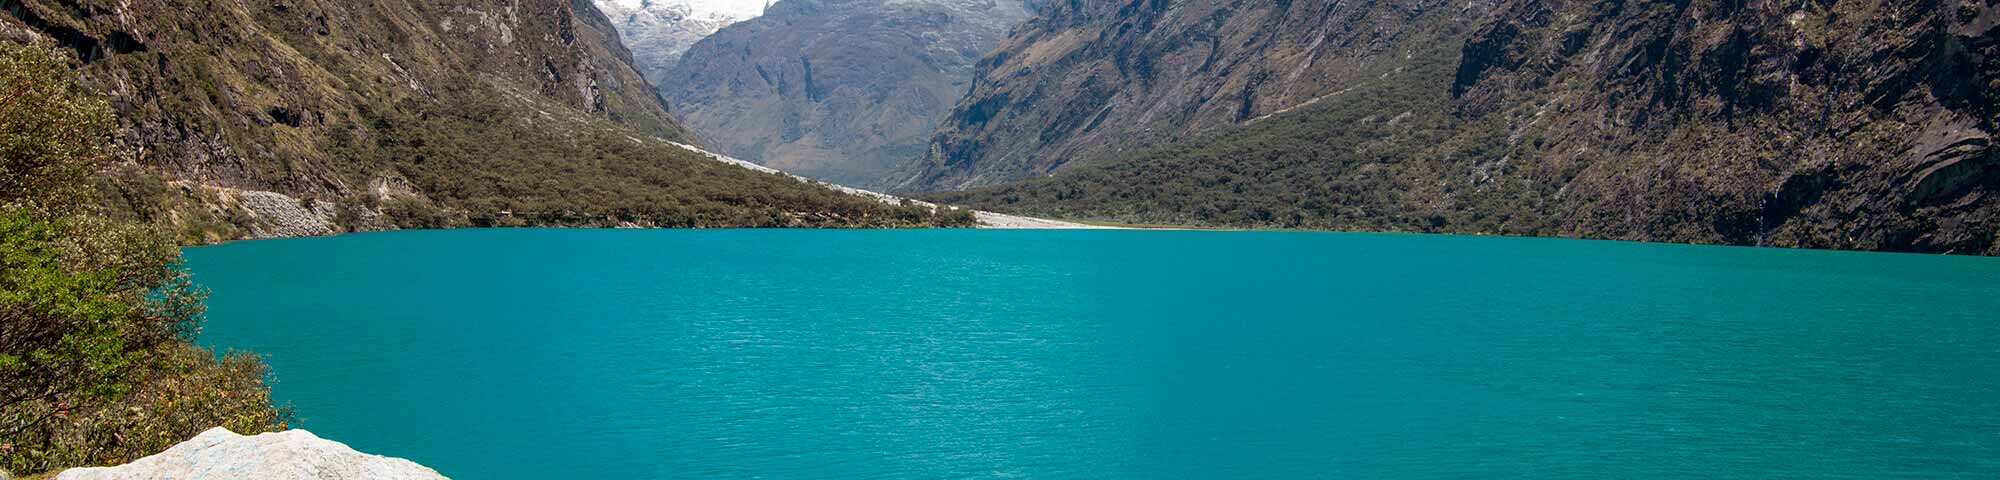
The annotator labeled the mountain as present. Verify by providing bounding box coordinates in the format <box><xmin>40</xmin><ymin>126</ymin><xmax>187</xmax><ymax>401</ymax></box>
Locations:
<box><xmin>892</xmin><ymin>0</ymin><xmax>1485</xmax><ymax>191</ymax></box>
<box><xmin>591</xmin><ymin>0</ymin><xmax>764</xmax><ymax>82</ymax></box>
<box><xmin>0</xmin><ymin>0</ymin><xmax>968</xmax><ymax>241</ymax></box>
<box><xmin>653</xmin><ymin>0</ymin><xmax>1037</xmax><ymax>186</ymax></box>
<box><xmin>919</xmin><ymin>0</ymin><xmax>2000</xmax><ymax>255</ymax></box>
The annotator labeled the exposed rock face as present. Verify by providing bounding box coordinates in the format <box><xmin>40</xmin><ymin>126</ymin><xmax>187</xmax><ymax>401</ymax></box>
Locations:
<box><xmin>891</xmin><ymin>0</ymin><xmax>1491</xmax><ymax>192</ymax></box>
<box><xmin>915</xmin><ymin>0</ymin><xmax>2000</xmax><ymax>255</ymax></box>
<box><xmin>55</xmin><ymin>428</ymin><xmax>445</xmax><ymax>480</ymax></box>
<box><xmin>592</xmin><ymin>0</ymin><xmax>763</xmax><ymax>82</ymax></box>
<box><xmin>655</xmin><ymin>0</ymin><xmax>1038</xmax><ymax>186</ymax></box>
<box><xmin>1445</xmin><ymin>0</ymin><xmax>2000</xmax><ymax>253</ymax></box>
<box><xmin>219</xmin><ymin>188</ymin><xmax>339</xmax><ymax>238</ymax></box>
<box><xmin>2</xmin><ymin>0</ymin><xmax>690</xmax><ymax>198</ymax></box>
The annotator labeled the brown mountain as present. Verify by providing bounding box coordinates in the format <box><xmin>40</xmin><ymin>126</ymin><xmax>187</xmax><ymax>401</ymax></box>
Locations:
<box><xmin>1</xmin><ymin>0</ymin><xmax>964</xmax><ymax>240</ymax></box>
<box><xmin>892</xmin><ymin>0</ymin><xmax>1487</xmax><ymax>191</ymax></box>
<box><xmin>918</xmin><ymin>0</ymin><xmax>1999</xmax><ymax>255</ymax></box>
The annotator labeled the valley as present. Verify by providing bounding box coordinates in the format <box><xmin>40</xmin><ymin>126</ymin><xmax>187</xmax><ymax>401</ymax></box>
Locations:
<box><xmin>651</xmin><ymin>0</ymin><xmax>1039</xmax><ymax>186</ymax></box>
<box><xmin>5</xmin><ymin>1</ymin><xmax>2000</xmax><ymax>478</ymax></box>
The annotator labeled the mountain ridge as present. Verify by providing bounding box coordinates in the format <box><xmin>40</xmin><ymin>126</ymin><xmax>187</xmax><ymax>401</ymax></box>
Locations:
<box><xmin>891</xmin><ymin>0</ymin><xmax>1490</xmax><ymax>192</ymax></box>
<box><xmin>919</xmin><ymin>0</ymin><xmax>2000</xmax><ymax>255</ymax></box>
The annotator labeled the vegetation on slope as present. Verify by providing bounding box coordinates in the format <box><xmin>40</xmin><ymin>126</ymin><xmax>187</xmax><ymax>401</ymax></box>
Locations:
<box><xmin>0</xmin><ymin>42</ymin><xmax>288</xmax><ymax>476</ymax></box>
<box><xmin>302</xmin><ymin>73</ymin><xmax>976</xmax><ymax>231</ymax></box>
<box><xmin>3</xmin><ymin>0</ymin><xmax>971</xmax><ymax>241</ymax></box>
<box><xmin>926</xmin><ymin>0</ymin><xmax>2000</xmax><ymax>255</ymax></box>
<box><xmin>892</xmin><ymin>0</ymin><xmax>1478</xmax><ymax>192</ymax></box>
<box><xmin>925</xmin><ymin>40</ymin><xmax>1502</xmax><ymax>234</ymax></box>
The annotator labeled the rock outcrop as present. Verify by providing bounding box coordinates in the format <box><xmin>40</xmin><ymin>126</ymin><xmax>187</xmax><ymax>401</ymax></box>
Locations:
<box><xmin>655</xmin><ymin>0</ymin><xmax>1038</xmax><ymax>186</ymax></box>
<box><xmin>1445</xmin><ymin>0</ymin><xmax>2000</xmax><ymax>253</ymax></box>
<box><xmin>55</xmin><ymin>428</ymin><xmax>445</xmax><ymax>480</ymax></box>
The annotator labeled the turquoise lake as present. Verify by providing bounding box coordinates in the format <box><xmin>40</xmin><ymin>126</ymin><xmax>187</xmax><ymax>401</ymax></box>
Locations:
<box><xmin>186</xmin><ymin>229</ymin><xmax>2000</xmax><ymax>479</ymax></box>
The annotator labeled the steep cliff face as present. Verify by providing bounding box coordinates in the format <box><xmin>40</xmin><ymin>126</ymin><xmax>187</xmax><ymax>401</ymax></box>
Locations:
<box><xmin>2</xmin><ymin>0</ymin><xmax>967</xmax><ymax>239</ymax></box>
<box><xmin>655</xmin><ymin>0</ymin><xmax>1037</xmax><ymax>186</ymax></box>
<box><xmin>1446</xmin><ymin>0</ymin><xmax>2000</xmax><ymax>252</ymax></box>
<box><xmin>926</xmin><ymin>0</ymin><xmax>2000</xmax><ymax>255</ymax></box>
<box><xmin>592</xmin><ymin>0</ymin><xmax>762</xmax><ymax>82</ymax></box>
<box><xmin>892</xmin><ymin>0</ymin><xmax>1493</xmax><ymax>191</ymax></box>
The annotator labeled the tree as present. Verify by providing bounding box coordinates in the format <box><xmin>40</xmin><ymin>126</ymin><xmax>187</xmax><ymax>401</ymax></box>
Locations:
<box><xmin>0</xmin><ymin>40</ymin><xmax>113</xmax><ymax>213</ymax></box>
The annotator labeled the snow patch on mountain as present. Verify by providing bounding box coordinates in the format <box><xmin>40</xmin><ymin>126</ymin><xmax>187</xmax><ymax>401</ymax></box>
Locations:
<box><xmin>593</xmin><ymin>0</ymin><xmax>768</xmax><ymax>81</ymax></box>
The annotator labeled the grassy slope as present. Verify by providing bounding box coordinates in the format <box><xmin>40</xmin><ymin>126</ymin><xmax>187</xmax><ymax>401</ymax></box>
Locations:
<box><xmin>312</xmin><ymin>76</ymin><xmax>977</xmax><ymax>230</ymax></box>
<box><xmin>925</xmin><ymin>38</ymin><xmax>1509</xmax><ymax>234</ymax></box>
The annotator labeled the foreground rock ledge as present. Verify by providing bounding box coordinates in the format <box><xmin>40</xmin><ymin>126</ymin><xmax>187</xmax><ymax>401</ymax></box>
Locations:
<box><xmin>57</xmin><ymin>427</ymin><xmax>445</xmax><ymax>480</ymax></box>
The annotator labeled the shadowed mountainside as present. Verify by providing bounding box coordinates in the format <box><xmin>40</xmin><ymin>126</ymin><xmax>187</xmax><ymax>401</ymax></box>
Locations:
<box><xmin>920</xmin><ymin>0</ymin><xmax>1999</xmax><ymax>255</ymax></box>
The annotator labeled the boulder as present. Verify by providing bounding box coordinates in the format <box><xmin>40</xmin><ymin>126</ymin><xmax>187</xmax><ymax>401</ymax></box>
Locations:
<box><xmin>56</xmin><ymin>428</ymin><xmax>444</xmax><ymax>480</ymax></box>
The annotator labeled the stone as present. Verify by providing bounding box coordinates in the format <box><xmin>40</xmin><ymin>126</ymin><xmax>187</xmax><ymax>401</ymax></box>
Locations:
<box><xmin>56</xmin><ymin>428</ymin><xmax>445</xmax><ymax>480</ymax></box>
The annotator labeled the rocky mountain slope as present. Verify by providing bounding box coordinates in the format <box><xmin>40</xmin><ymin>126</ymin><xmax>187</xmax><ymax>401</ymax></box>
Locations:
<box><xmin>592</xmin><ymin>0</ymin><xmax>763</xmax><ymax>82</ymax></box>
<box><xmin>921</xmin><ymin>0</ymin><xmax>2000</xmax><ymax>255</ymax></box>
<box><xmin>653</xmin><ymin>0</ymin><xmax>1037</xmax><ymax>186</ymax></box>
<box><xmin>893</xmin><ymin>0</ymin><xmax>1485</xmax><ymax>191</ymax></box>
<box><xmin>0</xmin><ymin>0</ymin><xmax>969</xmax><ymax>241</ymax></box>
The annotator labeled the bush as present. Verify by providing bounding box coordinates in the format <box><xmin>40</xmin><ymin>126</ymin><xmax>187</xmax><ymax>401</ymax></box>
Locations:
<box><xmin>0</xmin><ymin>41</ymin><xmax>288</xmax><ymax>475</ymax></box>
<box><xmin>310</xmin><ymin>74</ymin><xmax>976</xmax><ymax>231</ymax></box>
<box><xmin>0</xmin><ymin>41</ymin><xmax>112</xmax><ymax>213</ymax></box>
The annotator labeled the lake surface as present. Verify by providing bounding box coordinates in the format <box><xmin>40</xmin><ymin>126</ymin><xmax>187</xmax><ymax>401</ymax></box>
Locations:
<box><xmin>187</xmin><ymin>229</ymin><xmax>2000</xmax><ymax>479</ymax></box>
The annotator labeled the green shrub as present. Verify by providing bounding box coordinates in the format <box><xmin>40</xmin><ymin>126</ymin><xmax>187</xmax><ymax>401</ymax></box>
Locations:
<box><xmin>320</xmin><ymin>74</ymin><xmax>976</xmax><ymax>230</ymax></box>
<box><xmin>0</xmin><ymin>41</ymin><xmax>288</xmax><ymax>475</ymax></box>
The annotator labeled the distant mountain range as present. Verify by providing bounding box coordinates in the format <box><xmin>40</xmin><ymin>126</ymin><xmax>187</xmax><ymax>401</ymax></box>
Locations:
<box><xmin>644</xmin><ymin>0</ymin><xmax>1038</xmax><ymax>186</ymax></box>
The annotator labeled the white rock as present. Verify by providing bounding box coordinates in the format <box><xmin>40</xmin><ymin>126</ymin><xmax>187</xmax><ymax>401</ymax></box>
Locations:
<box><xmin>56</xmin><ymin>428</ymin><xmax>445</xmax><ymax>480</ymax></box>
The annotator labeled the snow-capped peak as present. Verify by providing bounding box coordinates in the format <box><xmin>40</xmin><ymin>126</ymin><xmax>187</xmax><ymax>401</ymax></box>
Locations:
<box><xmin>601</xmin><ymin>0</ymin><xmax>768</xmax><ymax>24</ymax></box>
<box><xmin>595</xmin><ymin>0</ymin><xmax>772</xmax><ymax>82</ymax></box>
